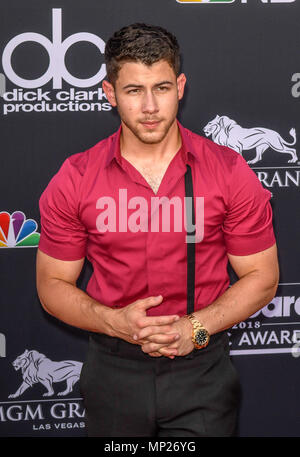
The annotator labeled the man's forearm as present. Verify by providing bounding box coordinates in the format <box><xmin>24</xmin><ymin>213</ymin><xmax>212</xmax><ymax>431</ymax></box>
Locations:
<box><xmin>193</xmin><ymin>270</ymin><xmax>278</xmax><ymax>336</ymax></box>
<box><xmin>137</xmin><ymin>267</ymin><xmax>279</xmax><ymax>358</ymax></box>
<box><xmin>37</xmin><ymin>278</ymin><xmax>180</xmax><ymax>351</ymax></box>
<box><xmin>118</xmin><ymin>246</ymin><xmax>279</xmax><ymax>357</ymax></box>
<box><xmin>38</xmin><ymin>278</ymin><xmax>117</xmax><ymax>336</ymax></box>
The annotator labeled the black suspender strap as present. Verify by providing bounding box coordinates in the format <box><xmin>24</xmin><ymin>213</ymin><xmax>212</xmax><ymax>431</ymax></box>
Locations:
<box><xmin>184</xmin><ymin>164</ymin><xmax>195</xmax><ymax>315</ymax></box>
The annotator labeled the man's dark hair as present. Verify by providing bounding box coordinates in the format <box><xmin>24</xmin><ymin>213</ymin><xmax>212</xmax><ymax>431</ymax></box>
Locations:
<box><xmin>104</xmin><ymin>23</ymin><xmax>181</xmax><ymax>84</ymax></box>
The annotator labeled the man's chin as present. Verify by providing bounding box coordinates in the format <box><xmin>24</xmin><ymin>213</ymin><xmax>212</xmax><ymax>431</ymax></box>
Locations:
<box><xmin>136</xmin><ymin>126</ymin><xmax>169</xmax><ymax>145</ymax></box>
<box><xmin>138</xmin><ymin>134</ymin><xmax>166</xmax><ymax>145</ymax></box>
<box><xmin>121</xmin><ymin>118</ymin><xmax>176</xmax><ymax>145</ymax></box>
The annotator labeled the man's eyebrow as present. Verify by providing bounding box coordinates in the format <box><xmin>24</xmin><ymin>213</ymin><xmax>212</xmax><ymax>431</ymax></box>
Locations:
<box><xmin>122</xmin><ymin>84</ymin><xmax>143</xmax><ymax>90</ymax></box>
<box><xmin>122</xmin><ymin>81</ymin><xmax>174</xmax><ymax>90</ymax></box>
<box><xmin>154</xmin><ymin>81</ymin><xmax>174</xmax><ymax>87</ymax></box>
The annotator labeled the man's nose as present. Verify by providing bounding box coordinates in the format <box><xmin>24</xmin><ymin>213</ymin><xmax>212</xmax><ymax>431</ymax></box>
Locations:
<box><xmin>142</xmin><ymin>91</ymin><xmax>159</xmax><ymax>114</ymax></box>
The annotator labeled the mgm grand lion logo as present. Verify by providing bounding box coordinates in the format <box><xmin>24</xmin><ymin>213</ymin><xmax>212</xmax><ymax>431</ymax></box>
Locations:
<box><xmin>8</xmin><ymin>349</ymin><xmax>83</xmax><ymax>398</ymax></box>
<box><xmin>203</xmin><ymin>115</ymin><xmax>298</xmax><ymax>165</ymax></box>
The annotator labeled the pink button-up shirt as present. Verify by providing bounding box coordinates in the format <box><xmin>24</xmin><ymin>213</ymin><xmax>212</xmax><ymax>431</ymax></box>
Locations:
<box><xmin>39</xmin><ymin>122</ymin><xmax>275</xmax><ymax>317</ymax></box>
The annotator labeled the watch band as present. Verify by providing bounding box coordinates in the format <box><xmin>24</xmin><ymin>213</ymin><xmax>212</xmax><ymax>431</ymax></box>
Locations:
<box><xmin>187</xmin><ymin>313</ymin><xmax>203</xmax><ymax>331</ymax></box>
<box><xmin>187</xmin><ymin>313</ymin><xmax>210</xmax><ymax>349</ymax></box>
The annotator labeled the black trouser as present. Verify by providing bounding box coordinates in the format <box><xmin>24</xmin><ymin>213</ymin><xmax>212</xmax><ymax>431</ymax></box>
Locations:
<box><xmin>79</xmin><ymin>331</ymin><xmax>240</xmax><ymax>437</ymax></box>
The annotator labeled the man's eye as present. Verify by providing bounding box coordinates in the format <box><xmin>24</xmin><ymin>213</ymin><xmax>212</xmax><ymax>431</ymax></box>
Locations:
<box><xmin>128</xmin><ymin>89</ymin><xmax>140</xmax><ymax>94</ymax></box>
<box><xmin>156</xmin><ymin>86</ymin><xmax>168</xmax><ymax>92</ymax></box>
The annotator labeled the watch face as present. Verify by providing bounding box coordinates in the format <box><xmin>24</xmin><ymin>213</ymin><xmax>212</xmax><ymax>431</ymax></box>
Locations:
<box><xmin>195</xmin><ymin>329</ymin><xmax>209</xmax><ymax>346</ymax></box>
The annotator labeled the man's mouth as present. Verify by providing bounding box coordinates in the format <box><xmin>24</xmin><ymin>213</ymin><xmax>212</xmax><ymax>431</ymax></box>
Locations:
<box><xmin>140</xmin><ymin>120</ymin><xmax>161</xmax><ymax>129</ymax></box>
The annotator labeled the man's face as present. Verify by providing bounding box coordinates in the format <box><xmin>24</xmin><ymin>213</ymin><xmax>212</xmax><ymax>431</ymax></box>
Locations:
<box><xmin>103</xmin><ymin>60</ymin><xmax>186</xmax><ymax>145</ymax></box>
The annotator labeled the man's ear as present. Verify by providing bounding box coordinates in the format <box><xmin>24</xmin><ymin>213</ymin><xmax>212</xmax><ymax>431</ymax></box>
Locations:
<box><xmin>102</xmin><ymin>80</ymin><xmax>117</xmax><ymax>107</ymax></box>
<box><xmin>177</xmin><ymin>73</ymin><xmax>187</xmax><ymax>101</ymax></box>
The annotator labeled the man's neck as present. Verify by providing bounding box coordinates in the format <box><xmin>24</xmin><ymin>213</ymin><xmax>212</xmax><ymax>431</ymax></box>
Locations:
<box><xmin>120</xmin><ymin>120</ymin><xmax>182</xmax><ymax>165</ymax></box>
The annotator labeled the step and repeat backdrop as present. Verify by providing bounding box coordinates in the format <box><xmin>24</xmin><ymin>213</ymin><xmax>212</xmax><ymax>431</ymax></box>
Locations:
<box><xmin>0</xmin><ymin>0</ymin><xmax>299</xmax><ymax>437</ymax></box>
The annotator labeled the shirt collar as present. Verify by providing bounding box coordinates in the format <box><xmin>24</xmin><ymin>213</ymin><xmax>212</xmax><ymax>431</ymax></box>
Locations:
<box><xmin>177</xmin><ymin>120</ymin><xmax>200</xmax><ymax>164</ymax></box>
<box><xmin>104</xmin><ymin>120</ymin><xmax>199</xmax><ymax>169</ymax></box>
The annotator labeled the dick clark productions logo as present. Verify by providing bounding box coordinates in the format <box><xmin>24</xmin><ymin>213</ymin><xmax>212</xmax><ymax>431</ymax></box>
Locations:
<box><xmin>2</xmin><ymin>8</ymin><xmax>106</xmax><ymax>89</ymax></box>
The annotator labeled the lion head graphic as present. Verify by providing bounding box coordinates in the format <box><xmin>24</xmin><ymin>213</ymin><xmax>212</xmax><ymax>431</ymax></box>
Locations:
<box><xmin>203</xmin><ymin>115</ymin><xmax>297</xmax><ymax>164</ymax></box>
<box><xmin>8</xmin><ymin>349</ymin><xmax>83</xmax><ymax>399</ymax></box>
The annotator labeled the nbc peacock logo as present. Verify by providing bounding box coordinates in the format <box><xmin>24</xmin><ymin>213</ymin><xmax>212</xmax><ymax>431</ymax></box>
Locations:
<box><xmin>0</xmin><ymin>211</ymin><xmax>40</xmax><ymax>248</ymax></box>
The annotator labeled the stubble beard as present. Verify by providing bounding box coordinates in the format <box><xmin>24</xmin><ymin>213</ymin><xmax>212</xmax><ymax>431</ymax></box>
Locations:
<box><xmin>117</xmin><ymin>105</ymin><xmax>179</xmax><ymax>145</ymax></box>
<box><xmin>123</xmin><ymin>118</ymin><xmax>174</xmax><ymax>145</ymax></box>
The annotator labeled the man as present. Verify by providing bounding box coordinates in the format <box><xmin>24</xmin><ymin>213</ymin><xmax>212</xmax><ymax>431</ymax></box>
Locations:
<box><xmin>36</xmin><ymin>23</ymin><xmax>279</xmax><ymax>437</ymax></box>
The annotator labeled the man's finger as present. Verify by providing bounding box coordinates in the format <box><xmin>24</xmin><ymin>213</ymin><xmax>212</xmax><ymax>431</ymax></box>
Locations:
<box><xmin>158</xmin><ymin>346</ymin><xmax>179</xmax><ymax>358</ymax></box>
<box><xmin>137</xmin><ymin>295</ymin><xmax>164</xmax><ymax>310</ymax></box>
<box><xmin>141</xmin><ymin>341</ymin><xmax>178</xmax><ymax>355</ymax></box>
<box><xmin>142</xmin><ymin>333</ymin><xmax>179</xmax><ymax>345</ymax></box>
<box><xmin>137</xmin><ymin>324</ymin><xmax>175</xmax><ymax>340</ymax></box>
<box><xmin>136</xmin><ymin>314</ymin><xmax>179</xmax><ymax>330</ymax></box>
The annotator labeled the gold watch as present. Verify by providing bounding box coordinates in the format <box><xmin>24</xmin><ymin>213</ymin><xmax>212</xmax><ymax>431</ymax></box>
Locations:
<box><xmin>186</xmin><ymin>313</ymin><xmax>210</xmax><ymax>349</ymax></box>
